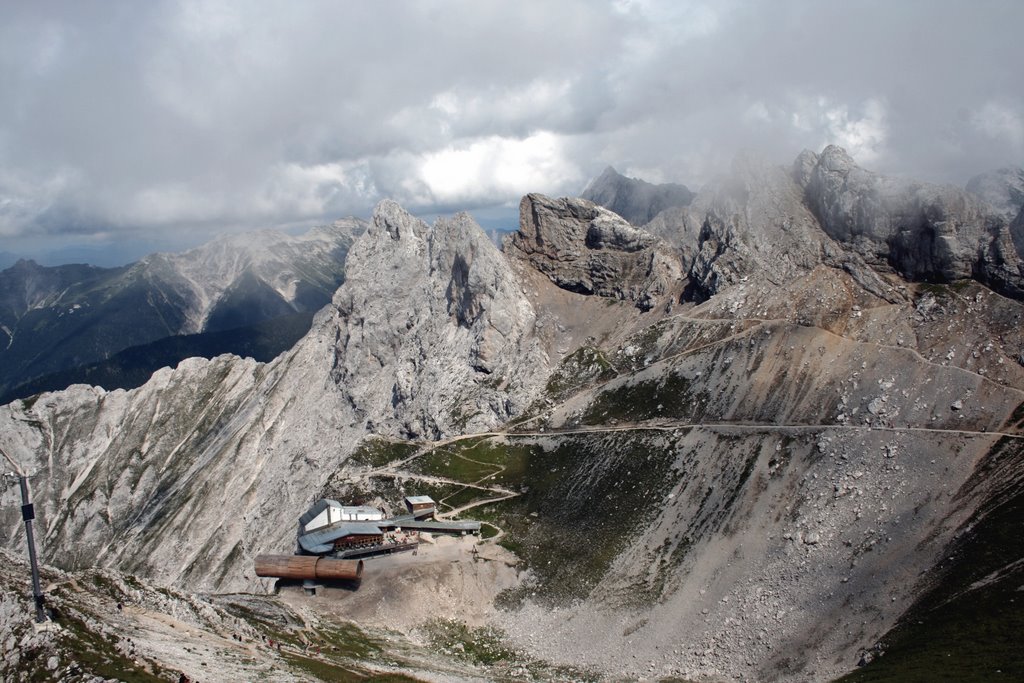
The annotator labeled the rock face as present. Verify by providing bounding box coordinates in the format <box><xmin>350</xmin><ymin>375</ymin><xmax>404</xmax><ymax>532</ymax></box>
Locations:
<box><xmin>966</xmin><ymin>165</ymin><xmax>1024</xmax><ymax>219</ymax></box>
<box><xmin>646</xmin><ymin>151</ymin><xmax>893</xmax><ymax>302</ymax></box>
<box><xmin>1014</xmin><ymin>205</ymin><xmax>1024</xmax><ymax>264</ymax></box>
<box><xmin>328</xmin><ymin>200</ymin><xmax>548</xmax><ymax>438</ymax></box>
<box><xmin>641</xmin><ymin>148</ymin><xmax>1024</xmax><ymax>303</ymax></box>
<box><xmin>798</xmin><ymin>146</ymin><xmax>1024</xmax><ymax>297</ymax></box>
<box><xmin>508</xmin><ymin>193</ymin><xmax>684</xmax><ymax>310</ymax></box>
<box><xmin>581</xmin><ymin>165</ymin><xmax>694</xmax><ymax>225</ymax></box>
<box><xmin>0</xmin><ymin>220</ymin><xmax>364</xmax><ymax>400</ymax></box>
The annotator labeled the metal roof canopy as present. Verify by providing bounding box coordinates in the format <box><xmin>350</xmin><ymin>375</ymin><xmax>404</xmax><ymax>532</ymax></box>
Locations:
<box><xmin>299</xmin><ymin>499</ymin><xmax>383</xmax><ymax>533</ymax></box>
<box><xmin>295</xmin><ymin>499</ymin><xmax>481</xmax><ymax>555</ymax></box>
<box><xmin>298</xmin><ymin>522</ymin><xmax>384</xmax><ymax>555</ymax></box>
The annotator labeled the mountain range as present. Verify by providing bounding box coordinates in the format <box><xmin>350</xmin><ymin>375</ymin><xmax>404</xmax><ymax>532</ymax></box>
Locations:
<box><xmin>0</xmin><ymin>219</ymin><xmax>365</xmax><ymax>403</ymax></box>
<box><xmin>1</xmin><ymin>148</ymin><xmax>1023</xmax><ymax>682</ymax></box>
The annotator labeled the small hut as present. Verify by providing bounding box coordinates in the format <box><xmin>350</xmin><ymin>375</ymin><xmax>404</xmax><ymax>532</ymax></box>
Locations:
<box><xmin>404</xmin><ymin>495</ymin><xmax>436</xmax><ymax>518</ymax></box>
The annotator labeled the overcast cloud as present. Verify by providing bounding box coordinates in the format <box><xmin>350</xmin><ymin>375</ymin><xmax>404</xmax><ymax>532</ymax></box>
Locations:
<box><xmin>1</xmin><ymin>0</ymin><xmax>1022</xmax><ymax>264</ymax></box>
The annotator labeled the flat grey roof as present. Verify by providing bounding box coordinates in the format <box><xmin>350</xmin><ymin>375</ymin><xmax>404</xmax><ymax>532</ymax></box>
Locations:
<box><xmin>387</xmin><ymin>519</ymin><xmax>481</xmax><ymax>532</ymax></box>
<box><xmin>405</xmin><ymin>495</ymin><xmax>435</xmax><ymax>504</ymax></box>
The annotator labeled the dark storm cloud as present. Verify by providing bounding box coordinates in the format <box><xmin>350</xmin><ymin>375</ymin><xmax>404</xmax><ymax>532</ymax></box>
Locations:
<box><xmin>1</xmin><ymin>0</ymin><xmax>1021</xmax><ymax>260</ymax></box>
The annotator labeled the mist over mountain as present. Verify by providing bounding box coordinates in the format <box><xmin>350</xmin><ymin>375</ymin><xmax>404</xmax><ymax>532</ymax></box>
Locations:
<box><xmin>581</xmin><ymin>166</ymin><xmax>695</xmax><ymax>225</ymax></box>
<box><xmin>1</xmin><ymin>147</ymin><xmax>1023</xmax><ymax>682</ymax></box>
<box><xmin>966</xmin><ymin>166</ymin><xmax>1024</xmax><ymax>220</ymax></box>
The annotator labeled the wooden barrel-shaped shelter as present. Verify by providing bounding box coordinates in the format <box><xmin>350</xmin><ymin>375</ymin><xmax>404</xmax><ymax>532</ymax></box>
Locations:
<box><xmin>254</xmin><ymin>554</ymin><xmax>363</xmax><ymax>581</ymax></box>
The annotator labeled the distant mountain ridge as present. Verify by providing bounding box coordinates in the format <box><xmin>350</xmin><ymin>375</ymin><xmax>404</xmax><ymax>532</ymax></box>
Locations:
<box><xmin>0</xmin><ymin>219</ymin><xmax>365</xmax><ymax>400</ymax></box>
<box><xmin>0</xmin><ymin>311</ymin><xmax>315</xmax><ymax>405</ymax></box>
<box><xmin>581</xmin><ymin>165</ymin><xmax>694</xmax><ymax>225</ymax></box>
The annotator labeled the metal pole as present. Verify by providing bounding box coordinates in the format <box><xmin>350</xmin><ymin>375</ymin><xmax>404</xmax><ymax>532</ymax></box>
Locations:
<box><xmin>17</xmin><ymin>475</ymin><xmax>46</xmax><ymax>623</ymax></box>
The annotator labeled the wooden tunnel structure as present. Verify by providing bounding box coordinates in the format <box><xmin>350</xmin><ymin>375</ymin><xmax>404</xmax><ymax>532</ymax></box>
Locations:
<box><xmin>254</xmin><ymin>554</ymin><xmax>363</xmax><ymax>581</ymax></box>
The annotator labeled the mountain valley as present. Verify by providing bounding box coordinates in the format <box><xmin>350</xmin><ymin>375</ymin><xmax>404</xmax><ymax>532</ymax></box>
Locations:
<box><xmin>0</xmin><ymin>220</ymin><xmax>365</xmax><ymax>404</ymax></box>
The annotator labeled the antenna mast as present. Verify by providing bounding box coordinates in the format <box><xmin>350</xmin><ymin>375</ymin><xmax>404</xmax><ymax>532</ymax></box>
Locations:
<box><xmin>2</xmin><ymin>446</ymin><xmax>47</xmax><ymax>623</ymax></box>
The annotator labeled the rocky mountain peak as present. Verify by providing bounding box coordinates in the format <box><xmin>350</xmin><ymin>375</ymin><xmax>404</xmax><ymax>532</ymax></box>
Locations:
<box><xmin>581</xmin><ymin>165</ymin><xmax>694</xmax><ymax>225</ymax></box>
<box><xmin>371</xmin><ymin>198</ymin><xmax>427</xmax><ymax>242</ymax></box>
<box><xmin>800</xmin><ymin>146</ymin><xmax>1024</xmax><ymax>296</ymax></box>
<box><xmin>817</xmin><ymin>143</ymin><xmax>857</xmax><ymax>174</ymax></box>
<box><xmin>589</xmin><ymin>165</ymin><xmax>623</xmax><ymax>187</ymax></box>
<box><xmin>329</xmin><ymin>200</ymin><xmax>548</xmax><ymax>438</ymax></box>
<box><xmin>508</xmin><ymin>193</ymin><xmax>683</xmax><ymax>310</ymax></box>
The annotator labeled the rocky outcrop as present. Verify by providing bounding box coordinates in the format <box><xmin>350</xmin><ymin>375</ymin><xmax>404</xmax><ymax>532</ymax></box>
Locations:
<box><xmin>798</xmin><ymin>146</ymin><xmax>1024</xmax><ymax>297</ymax></box>
<box><xmin>646</xmin><ymin>151</ymin><xmax>894</xmax><ymax>302</ymax></box>
<box><xmin>966</xmin><ymin>165</ymin><xmax>1024</xmax><ymax>219</ymax></box>
<box><xmin>508</xmin><ymin>193</ymin><xmax>684</xmax><ymax>310</ymax></box>
<box><xmin>581</xmin><ymin>166</ymin><xmax>694</xmax><ymax>225</ymax></box>
<box><xmin>329</xmin><ymin>200</ymin><xmax>548</xmax><ymax>438</ymax></box>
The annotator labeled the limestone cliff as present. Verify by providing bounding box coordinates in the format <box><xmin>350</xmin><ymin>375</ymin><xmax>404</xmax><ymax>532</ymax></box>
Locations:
<box><xmin>508</xmin><ymin>193</ymin><xmax>684</xmax><ymax>310</ymax></box>
<box><xmin>646</xmin><ymin>151</ymin><xmax>893</xmax><ymax>302</ymax></box>
<box><xmin>798</xmin><ymin>146</ymin><xmax>1024</xmax><ymax>297</ymax></box>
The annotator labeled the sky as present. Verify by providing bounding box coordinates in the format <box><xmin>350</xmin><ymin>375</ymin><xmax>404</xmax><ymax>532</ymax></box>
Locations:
<box><xmin>1</xmin><ymin>1</ymin><xmax>1022</xmax><ymax>266</ymax></box>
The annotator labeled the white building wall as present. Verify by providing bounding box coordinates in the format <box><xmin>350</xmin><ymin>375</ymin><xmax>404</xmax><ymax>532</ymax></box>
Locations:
<box><xmin>304</xmin><ymin>509</ymin><xmax>331</xmax><ymax>532</ymax></box>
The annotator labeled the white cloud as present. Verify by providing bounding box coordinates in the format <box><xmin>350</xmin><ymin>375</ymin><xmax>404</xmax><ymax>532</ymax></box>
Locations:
<box><xmin>0</xmin><ymin>167</ymin><xmax>81</xmax><ymax>237</ymax></box>
<box><xmin>970</xmin><ymin>101</ymin><xmax>1024</xmax><ymax>149</ymax></box>
<box><xmin>821</xmin><ymin>98</ymin><xmax>888</xmax><ymax>165</ymax></box>
<box><xmin>110</xmin><ymin>160</ymin><xmax>379</xmax><ymax>228</ymax></box>
<box><xmin>417</xmin><ymin>131</ymin><xmax>582</xmax><ymax>206</ymax></box>
<box><xmin>1</xmin><ymin>1</ymin><xmax>1023</xmax><ymax>258</ymax></box>
<box><xmin>263</xmin><ymin>161</ymin><xmax>377</xmax><ymax>217</ymax></box>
